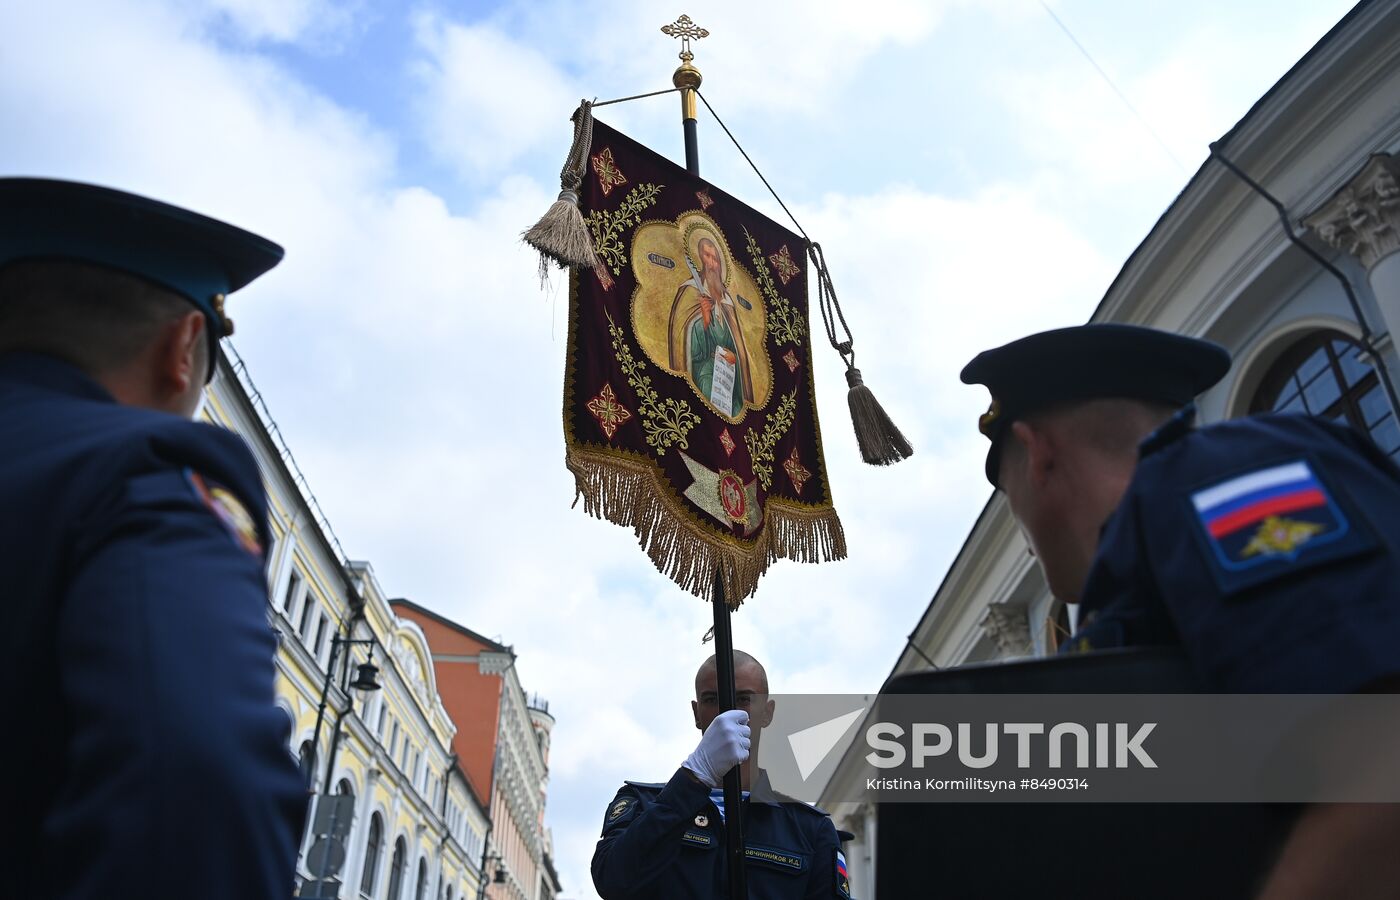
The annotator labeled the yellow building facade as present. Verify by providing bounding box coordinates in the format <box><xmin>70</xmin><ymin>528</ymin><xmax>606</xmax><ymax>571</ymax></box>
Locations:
<box><xmin>203</xmin><ymin>349</ymin><xmax>492</xmax><ymax>900</ymax></box>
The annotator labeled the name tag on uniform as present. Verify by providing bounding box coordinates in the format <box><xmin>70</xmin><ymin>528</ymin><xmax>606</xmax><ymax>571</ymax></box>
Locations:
<box><xmin>681</xmin><ymin>830</ymin><xmax>715</xmax><ymax>848</ymax></box>
<box><xmin>744</xmin><ymin>844</ymin><xmax>805</xmax><ymax>873</ymax></box>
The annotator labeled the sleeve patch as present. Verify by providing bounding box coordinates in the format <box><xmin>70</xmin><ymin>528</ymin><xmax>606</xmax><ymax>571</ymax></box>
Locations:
<box><xmin>837</xmin><ymin>848</ymin><xmax>851</xmax><ymax>898</ymax></box>
<box><xmin>186</xmin><ymin>470</ymin><xmax>263</xmax><ymax>556</ymax></box>
<box><xmin>1187</xmin><ymin>459</ymin><xmax>1373</xmax><ymax>595</ymax></box>
<box><xmin>606</xmin><ymin>796</ymin><xmax>635</xmax><ymax>823</ymax></box>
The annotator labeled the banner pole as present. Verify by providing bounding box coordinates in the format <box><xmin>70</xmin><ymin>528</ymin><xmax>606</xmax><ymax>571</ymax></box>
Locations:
<box><xmin>663</xmin><ymin>15</ymin><xmax>743</xmax><ymax>896</ymax></box>
<box><xmin>710</xmin><ymin>569</ymin><xmax>749</xmax><ymax>900</ymax></box>
<box><xmin>674</xmin><ymin>52</ymin><xmax>702</xmax><ymax>176</ymax></box>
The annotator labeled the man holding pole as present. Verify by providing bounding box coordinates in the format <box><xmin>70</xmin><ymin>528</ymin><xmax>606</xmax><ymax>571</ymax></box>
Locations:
<box><xmin>592</xmin><ymin>652</ymin><xmax>848</xmax><ymax>899</ymax></box>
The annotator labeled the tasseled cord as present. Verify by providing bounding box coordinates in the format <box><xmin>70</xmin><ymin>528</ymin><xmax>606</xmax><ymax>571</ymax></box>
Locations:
<box><xmin>809</xmin><ymin>241</ymin><xmax>913</xmax><ymax>466</ymax></box>
<box><xmin>522</xmin><ymin>100</ymin><xmax>601</xmax><ymax>283</ymax></box>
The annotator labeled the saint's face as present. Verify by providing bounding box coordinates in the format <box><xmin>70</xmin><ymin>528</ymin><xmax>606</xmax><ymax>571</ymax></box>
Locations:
<box><xmin>699</xmin><ymin>240</ymin><xmax>722</xmax><ymax>280</ymax></box>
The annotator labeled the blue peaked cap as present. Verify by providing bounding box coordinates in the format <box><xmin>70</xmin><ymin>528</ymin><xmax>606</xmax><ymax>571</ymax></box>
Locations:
<box><xmin>0</xmin><ymin>178</ymin><xmax>283</xmax><ymax>379</ymax></box>
<box><xmin>961</xmin><ymin>324</ymin><xmax>1231</xmax><ymax>488</ymax></box>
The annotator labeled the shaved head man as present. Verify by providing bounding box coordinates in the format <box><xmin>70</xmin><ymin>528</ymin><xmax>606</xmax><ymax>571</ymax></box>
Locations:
<box><xmin>963</xmin><ymin>322</ymin><xmax>1400</xmax><ymax>898</ymax></box>
<box><xmin>593</xmin><ymin>651</ymin><xmax>849</xmax><ymax>899</ymax></box>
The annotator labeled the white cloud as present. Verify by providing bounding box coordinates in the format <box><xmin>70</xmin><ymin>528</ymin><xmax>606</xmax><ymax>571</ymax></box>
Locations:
<box><xmin>202</xmin><ymin>0</ymin><xmax>364</xmax><ymax>46</ymax></box>
<box><xmin>410</xmin><ymin>13</ymin><xmax>579</xmax><ymax>180</ymax></box>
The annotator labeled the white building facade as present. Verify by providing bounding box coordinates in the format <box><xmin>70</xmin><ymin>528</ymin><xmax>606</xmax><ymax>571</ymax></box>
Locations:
<box><xmin>820</xmin><ymin>2</ymin><xmax>1400</xmax><ymax>895</ymax></box>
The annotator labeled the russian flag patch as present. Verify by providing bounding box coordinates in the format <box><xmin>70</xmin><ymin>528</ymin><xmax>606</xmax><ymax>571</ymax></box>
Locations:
<box><xmin>1188</xmin><ymin>459</ymin><xmax>1371</xmax><ymax>592</ymax></box>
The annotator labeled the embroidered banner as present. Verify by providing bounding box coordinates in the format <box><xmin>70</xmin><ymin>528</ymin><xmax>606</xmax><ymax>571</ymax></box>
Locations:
<box><xmin>564</xmin><ymin>119</ymin><xmax>845</xmax><ymax>605</ymax></box>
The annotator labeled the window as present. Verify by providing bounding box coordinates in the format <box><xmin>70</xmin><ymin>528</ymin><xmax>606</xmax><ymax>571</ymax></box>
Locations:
<box><xmin>386</xmin><ymin>838</ymin><xmax>407</xmax><ymax>900</ymax></box>
<box><xmin>282</xmin><ymin>569</ymin><xmax>302</xmax><ymax>614</ymax></box>
<box><xmin>313</xmin><ymin>614</ymin><xmax>330</xmax><ymax>661</ymax></box>
<box><xmin>298</xmin><ymin>593</ymin><xmax>316</xmax><ymax>636</ymax></box>
<box><xmin>298</xmin><ymin>740</ymin><xmax>315</xmax><ymax>783</ymax></box>
<box><xmin>359</xmin><ymin>813</ymin><xmax>383</xmax><ymax>897</ymax></box>
<box><xmin>389</xmin><ymin>721</ymin><xmax>399</xmax><ymax>760</ymax></box>
<box><xmin>376</xmin><ymin>701</ymin><xmax>388</xmax><ymax>738</ymax></box>
<box><xmin>414</xmin><ymin>858</ymin><xmax>429</xmax><ymax>900</ymax></box>
<box><xmin>1252</xmin><ymin>331</ymin><xmax>1400</xmax><ymax>459</ymax></box>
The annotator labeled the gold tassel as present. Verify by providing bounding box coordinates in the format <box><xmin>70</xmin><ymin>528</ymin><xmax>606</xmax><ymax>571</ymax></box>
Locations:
<box><xmin>808</xmin><ymin>241</ymin><xmax>914</xmax><ymax>466</ymax></box>
<box><xmin>523</xmin><ymin>102</ymin><xmax>600</xmax><ymax>278</ymax></box>
<box><xmin>846</xmin><ymin>365</ymin><xmax>913</xmax><ymax>466</ymax></box>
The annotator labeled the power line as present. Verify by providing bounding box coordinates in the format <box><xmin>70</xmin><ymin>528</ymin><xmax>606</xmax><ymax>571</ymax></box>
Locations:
<box><xmin>1039</xmin><ymin>1</ymin><xmax>1191</xmax><ymax>176</ymax></box>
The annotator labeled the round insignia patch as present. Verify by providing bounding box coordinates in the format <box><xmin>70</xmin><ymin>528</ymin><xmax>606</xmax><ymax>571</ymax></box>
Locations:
<box><xmin>717</xmin><ymin>470</ymin><xmax>747</xmax><ymax>523</ymax></box>
<box><xmin>187</xmin><ymin>471</ymin><xmax>262</xmax><ymax>556</ymax></box>
<box><xmin>608</xmin><ymin>798</ymin><xmax>633</xmax><ymax>821</ymax></box>
<box><xmin>694</xmin><ymin>814</ymin><xmax>709</xmax><ymax>827</ymax></box>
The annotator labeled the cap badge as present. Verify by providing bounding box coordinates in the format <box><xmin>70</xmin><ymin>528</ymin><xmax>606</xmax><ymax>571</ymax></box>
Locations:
<box><xmin>978</xmin><ymin>398</ymin><xmax>1001</xmax><ymax>436</ymax></box>
<box><xmin>211</xmin><ymin>292</ymin><xmax>235</xmax><ymax>336</ymax></box>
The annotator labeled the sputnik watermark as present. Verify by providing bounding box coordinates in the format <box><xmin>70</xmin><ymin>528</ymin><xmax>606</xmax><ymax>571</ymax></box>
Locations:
<box><xmin>751</xmin><ymin>693</ymin><xmax>1400</xmax><ymax>804</ymax></box>
<box><xmin>865</xmin><ymin>722</ymin><xmax>1157</xmax><ymax>769</ymax></box>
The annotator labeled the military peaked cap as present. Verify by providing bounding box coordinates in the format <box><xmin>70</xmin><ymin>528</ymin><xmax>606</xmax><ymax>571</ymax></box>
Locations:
<box><xmin>961</xmin><ymin>323</ymin><xmax>1231</xmax><ymax>487</ymax></box>
<box><xmin>0</xmin><ymin>177</ymin><xmax>283</xmax><ymax>379</ymax></box>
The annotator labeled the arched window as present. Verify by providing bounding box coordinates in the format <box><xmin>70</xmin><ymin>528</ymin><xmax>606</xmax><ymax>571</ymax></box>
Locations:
<box><xmin>298</xmin><ymin>740</ymin><xmax>315</xmax><ymax>783</ymax></box>
<box><xmin>414</xmin><ymin>858</ymin><xmax>429</xmax><ymax>900</ymax></box>
<box><xmin>386</xmin><ymin>837</ymin><xmax>407</xmax><ymax>900</ymax></box>
<box><xmin>359</xmin><ymin>814</ymin><xmax>383</xmax><ymax>897</ymax></box>
<box><xmin>1251</xmin><ymin>330</ymin><xmax>1400</xmax><ymax>459</ymax></box>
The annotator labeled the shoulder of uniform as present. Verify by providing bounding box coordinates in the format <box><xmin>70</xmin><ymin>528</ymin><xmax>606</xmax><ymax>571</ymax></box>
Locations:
<box><xmin>773</xmin><ymin>796</ymin><xmax>831</xmax><ymax>817</ymax></box>
<box><xmin>621</xmin><ymin>780</ymin><xmax>666</xmax><ymax>791</ymax></box>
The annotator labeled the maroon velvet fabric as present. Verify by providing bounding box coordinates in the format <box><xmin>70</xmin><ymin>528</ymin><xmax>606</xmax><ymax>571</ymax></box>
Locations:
<box><xmin>564</xmin><ymin>119</ymin><xmax>840</xmax><ymax>587</ymax></box>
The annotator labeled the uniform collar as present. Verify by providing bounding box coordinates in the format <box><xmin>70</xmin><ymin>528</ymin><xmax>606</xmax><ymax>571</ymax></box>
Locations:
<box><xmin>1138</xmin><ymin>403</ymin><xmax>1196</xmax><ymax>458</ymax></box>
<box><xmin>0</xmin><ymin>352</ymin><xmax>117</xmax><ymax>405</ymax></box>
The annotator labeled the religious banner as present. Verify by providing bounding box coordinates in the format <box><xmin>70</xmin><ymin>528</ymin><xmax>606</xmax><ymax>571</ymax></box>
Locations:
<box><xmin>564</xmin><ymin>118</ymin><xmax>845</xmax><ymax>604</ymax></box>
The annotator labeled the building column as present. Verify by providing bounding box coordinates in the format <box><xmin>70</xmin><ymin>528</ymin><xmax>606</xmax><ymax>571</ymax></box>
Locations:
<box><xmin>1305</xmin><ymin>153</ymin><xmax>1400</xmax><ymax>345</ymax></box>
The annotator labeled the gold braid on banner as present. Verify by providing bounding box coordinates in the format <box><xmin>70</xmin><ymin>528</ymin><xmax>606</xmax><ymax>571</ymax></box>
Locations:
<box><xmin>605</xmin><ymin>310</ymin><xmax>700</xmax><ymax>454</ymax></box>
<box><xmin>742</xmin><ymin>226</ymin><xmax>806</xmax><ymax>348</ymax></box>
<box><xmin>743</xmin><ymin>389</ymin><xmax>797</xmax><ymax>491</ymax></box>
<box><xmin>587</xmin><ymin>183</ymin><xmax>664</xmax><ymax>277</ymax></box>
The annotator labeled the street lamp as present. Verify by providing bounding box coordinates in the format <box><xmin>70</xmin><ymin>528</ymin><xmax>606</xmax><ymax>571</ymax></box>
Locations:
<box><xmin>306</xmin><ymin>631</ymin><xmax>381</xmax><ymax>795</ymax></box>
<box><xmin>477</xmin><ymin>852</ymin><xmax>506</xmax><ymax>899</ymax></box>
<box><xmin>298</xmin><ymin>629</ymin><xmax>382</xmax><ymax>896</ymax></box>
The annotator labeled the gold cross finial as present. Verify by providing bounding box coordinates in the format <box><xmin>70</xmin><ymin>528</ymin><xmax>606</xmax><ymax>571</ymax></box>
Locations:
<box><xmin>661</xmin><ymin>14</ymin><xmax>708</xmax><ymax>63</ymax></box>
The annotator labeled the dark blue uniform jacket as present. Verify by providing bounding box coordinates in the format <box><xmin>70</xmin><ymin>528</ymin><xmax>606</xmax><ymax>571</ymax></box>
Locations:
<box><xmin>1072</xmin><ymin>410</ymin><xmax>1400</xmax><ymax>692</ymax></box>
<box><xmin>1</xmin><ymin>353</ymin><xmax>306</xmax><ymax>899</ymax></box>
<box><xmin>592</xmin><ymin>767</ymin><xmax>847</xmax><ymax>900</ymax></box>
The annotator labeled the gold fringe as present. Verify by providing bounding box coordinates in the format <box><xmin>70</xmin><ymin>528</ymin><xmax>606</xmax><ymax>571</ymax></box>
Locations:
<box><xmin>566</xmin><ymin>446</ymin><xmax>846</xmax><ymax>608</ymax></box>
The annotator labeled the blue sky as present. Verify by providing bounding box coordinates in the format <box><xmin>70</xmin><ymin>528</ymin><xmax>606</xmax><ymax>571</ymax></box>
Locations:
<box><xmin>0</xmin><ymin>0</ymin><xmax>1358</xmax><ymax>895</ymax></box>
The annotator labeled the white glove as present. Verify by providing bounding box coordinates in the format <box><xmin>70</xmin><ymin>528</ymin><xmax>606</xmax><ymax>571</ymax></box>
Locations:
<box><xmin>683</xmin><ymin>709</ymin><xmax>751</xmax><ymax>788</ymax></box>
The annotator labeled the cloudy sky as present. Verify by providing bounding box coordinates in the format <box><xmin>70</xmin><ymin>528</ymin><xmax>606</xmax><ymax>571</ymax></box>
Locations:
<box><xmin>1</xmin><ymin>0</ymin><xmax>1358</xmax><ymax>894</ymax></box>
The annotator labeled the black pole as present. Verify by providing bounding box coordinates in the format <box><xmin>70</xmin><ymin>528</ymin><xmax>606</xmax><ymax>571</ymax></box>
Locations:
<box><xmin>305</xmin><ymin>636</ymin><xmax>344</xmax><ymax>790</ymax></box>
<box><xmin>685</xmin><ymin>102</ymin><xmax>746</xmax><ymax>899</ymax></box>
<box><xmin>711</xmin><ymin>571</ymin><xmax>748</xmax><ymax>899</ymax></box>
<box><xmin>683</xmin><ymin>117</ymin><xmax>700</xmax><ymax>177</ymax></box>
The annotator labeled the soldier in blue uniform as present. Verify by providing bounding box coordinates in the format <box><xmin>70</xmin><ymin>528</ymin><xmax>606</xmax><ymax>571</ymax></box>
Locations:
<box><xmin>962</xmin><ymin>322</ymin><xmax>1400</xmax><ymax>898</ymax></box>
<box><xmin>592</xmin><ymin>652</ymin><xmax>849</xmax><ymax>899</ymax></box>
<box><xmin>0</xmin><ymin>178</ymin><xmax>306</xmax><ymax>898</ymax></box>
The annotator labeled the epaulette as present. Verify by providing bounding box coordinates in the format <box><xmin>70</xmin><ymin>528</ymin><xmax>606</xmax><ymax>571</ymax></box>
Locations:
<box><xmin>622</xmin><ymin>780</ymin><xmax>666</xmax><ymax>791</ymax></box>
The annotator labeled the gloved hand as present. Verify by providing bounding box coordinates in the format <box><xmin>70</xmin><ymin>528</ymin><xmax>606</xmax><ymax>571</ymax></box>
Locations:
<box><xmin>682</xmin><ymin>709</ymin><xmax>751</xmax><ymax>788</ymax></box>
